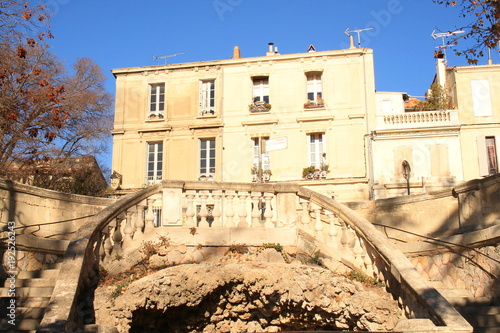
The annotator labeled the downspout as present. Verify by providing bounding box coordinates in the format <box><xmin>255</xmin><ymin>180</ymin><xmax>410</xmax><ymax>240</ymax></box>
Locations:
<box><xmin>362</xmin><ymin>50</ymin><xmax>375</xmax><ymax>200</ymax></box>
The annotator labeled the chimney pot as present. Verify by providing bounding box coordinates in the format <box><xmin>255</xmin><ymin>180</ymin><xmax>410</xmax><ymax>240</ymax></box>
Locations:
<box><xmin>233</xmin><ymin>46</ymin><xmax>241</xmax><ymax>59</ymax></box>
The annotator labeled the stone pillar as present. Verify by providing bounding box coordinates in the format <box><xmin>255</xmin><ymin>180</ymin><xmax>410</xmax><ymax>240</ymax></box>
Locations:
<box><xmin>163</xmin><ymin>184</ymin><xmax>183</xmax><ymax>226</ymax></box>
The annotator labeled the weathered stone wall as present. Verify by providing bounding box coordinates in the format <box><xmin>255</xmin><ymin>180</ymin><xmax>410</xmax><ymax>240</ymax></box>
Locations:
<box><xmin>409</xmin><ymin>243</ymin><xmax>500</xmax><ymax>299</ymax></box>
<box><xmin>96</xmin><ymin>262</ymin><xmax>404</xmax><ymax>333</ymax></box>
<box><xmin>0</xmin><ymin>179</ymin><xmax>113</xmax><ymax>276</ymax></box>
<box><xmin>352</xmin><ymin>174</ymin><xmax>500</xmax><ymax>242</ymax></box>
<box><xmin>0</xmin><ymin>179</ymin><xmax>113</xmax><ymax>239</ymax></box>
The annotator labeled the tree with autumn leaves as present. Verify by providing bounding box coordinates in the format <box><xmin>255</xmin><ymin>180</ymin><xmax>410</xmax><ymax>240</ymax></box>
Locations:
<box><xmin>433</xmin><ymin>0</ymin><xmax>500</xmax><ymax>64</ymax></box>
<box><xmin>0</xmin><ymin>1</ymin><xmax>112</xmax><ymax>195</ymax></box>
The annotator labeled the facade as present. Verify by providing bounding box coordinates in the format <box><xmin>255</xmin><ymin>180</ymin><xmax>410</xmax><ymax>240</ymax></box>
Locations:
<box><xmin>371</xmin><ymin>56</ymin><xmax>500</xmax><ymax>199</ymax></box>
<box><xmin>111</xmin><ymin>42</ymin><xmax>375</xmax><ymax>201</ymax></box>
<box><xmin>111</xmin><ymin>43</ymin><xmax>500</xmax><ymax>201</ymax></box>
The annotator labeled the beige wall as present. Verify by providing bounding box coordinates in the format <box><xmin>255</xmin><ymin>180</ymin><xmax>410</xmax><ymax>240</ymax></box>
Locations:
<box><xmin>0</xmin><ymin>180</ymin><xmax>113</xmax><ymax>239</ymax></box>
<box><xmin>448</xmin><ymin>64</ymin><xmax>500</xmax><ymax>180</ymax></box>
<box><xmin>111</xmin><ymin>47</ymin><xmax>375</xmax><ymax>201</ymax></box>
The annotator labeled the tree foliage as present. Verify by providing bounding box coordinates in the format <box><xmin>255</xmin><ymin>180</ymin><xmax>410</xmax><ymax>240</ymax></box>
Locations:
<box><xmin>433</xmin><ymin>0</ymin><xmax>500</xmax><ymax>64</ymax></box>
<box><xmin>0</xmin><ymin>1</ymin><xmax>112</xmax><ymax>194</ymax></box>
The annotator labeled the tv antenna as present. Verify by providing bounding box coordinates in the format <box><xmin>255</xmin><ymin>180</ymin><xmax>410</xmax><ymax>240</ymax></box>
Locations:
<box><xmin>152</xmin><ymin>52</ymin><xmax>186</xmax><ymax>65</ymax></box>
<box><xmin>431</xmin><ymin>30</ymin><xmax>465</xmax><ymax>58</ymax></box>
<box><xmin>345</xmin><ymin>27</ymin><xmax>373</xmax><ymax>47</ymax></box>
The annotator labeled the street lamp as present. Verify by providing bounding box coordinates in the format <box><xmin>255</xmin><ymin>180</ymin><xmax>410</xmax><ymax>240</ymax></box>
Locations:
<box><xmin>402</xmin><ymin>160</ymin><xmax>411</xmax><ymax>195</ymax></box>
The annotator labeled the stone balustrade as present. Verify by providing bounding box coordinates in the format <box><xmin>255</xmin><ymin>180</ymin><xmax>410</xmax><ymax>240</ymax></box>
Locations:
<box><xmin>376</xmin><ymin>110</ymin><xmax>459</xmax><ymax>130</ymax></box>
<box><xmin>38</xmin><ymin>181</ymin><xmax>472</xmax><ymax>333</ymax></box>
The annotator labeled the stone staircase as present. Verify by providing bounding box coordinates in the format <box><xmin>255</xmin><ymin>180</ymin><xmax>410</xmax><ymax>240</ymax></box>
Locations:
<box><xmin>0</xmin><ymin>263</ymin><xmax>61</xmax><ymax>333</ymax></box>
<box><xmin>431</xmin><ymin>281</ymin><xmax>500</xmax><ymax>333</ymax></box>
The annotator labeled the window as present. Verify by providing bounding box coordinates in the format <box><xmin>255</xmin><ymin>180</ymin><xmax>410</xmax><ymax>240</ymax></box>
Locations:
<box><xmin>306</xmin><ymin>72</ymin><xmax>323</xmax><ymax>106</ymax></box>
<box><xmin>307</xmin><ymin>133</ymin><xmax>325</xmax><ymax>167</ymax></box>
<box><xmin>252</xmin><ymin>137</ymin><xmax>270</xmax><ymax>170</ymax></box>
<box><xmin>252</xmin><ymin>77</ymin><xmax>269</xmax><ymax>104</ymax></box>
<box><xmin>486</xmin><ymin>137</ymin><xmax>498</xmax><ymax>175</ymax></box>
<box><xmin>471</xmin><ymin>80</ymin><xmax>492</xmax><ymax>117</ymax></box>
<box><xmin>199</xmin><ymin>80</ymin><xmax>215</xmax><ymax>116</ymax></box>
<box><xmin>430</xmin><ymin>144</ymin><xmax>450</xmax><ymax>177</ymax></box>
<box><xmin>199</xmin><ymin>138</ymin><xmax>216</xmax><ymax>178</ymax></box>
<box><xmin>146</xmin><ymin>142</ymin><xmax>163</xmax><ymax>183</ymax></box>
<box><xmin>477</xmin><ymin>136</ymin><xmax>499</xmax><ymax>176</ymax></box>
<box><xmin>149</xmin><ymin>83</ymin><xmax>165</xmax><ymax>118</ymax></box>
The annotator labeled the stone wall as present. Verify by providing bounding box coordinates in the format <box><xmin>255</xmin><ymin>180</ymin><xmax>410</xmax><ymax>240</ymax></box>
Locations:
<box><xmin>352</xmin><ymin>174</ymin><xmax>500</xmax><ymax>242</ymax></box>
<box><xmin>0</xmin><ymin>179</ymin><xmax>113</xmax><ymax>276</ymax></box>
<box><xmin>410</xmin><ymin>244</ymin><xmax>500</xmax><ymax>299</ymax></box>
<box><xmin>0</xmin><ymin>179</ymin><xmax>113</xmax><ymax>239</ymax></box>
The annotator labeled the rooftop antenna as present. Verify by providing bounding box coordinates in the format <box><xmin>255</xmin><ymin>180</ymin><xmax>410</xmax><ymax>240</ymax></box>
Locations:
<box><xmin>345</xmin><ymin>27</ymin><xmax>373</xmax><ymax>47</ymax></box>
<box><xmin>152</xmin><ymin>52</ymin><xmax>186</xmax><ymax>65</ymax></box>
<box><xmin>431</xmin><ymin>30</ymin><xmax>464</xmax><ymax>60</ymax></box>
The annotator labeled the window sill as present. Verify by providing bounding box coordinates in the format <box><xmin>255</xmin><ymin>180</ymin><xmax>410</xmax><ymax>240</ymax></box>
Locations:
<box><xmin>303</xmin><ymin>107</ymin><xmax>326</xmax><ymax>111</ymax></box>
<box><xmin>145</xmin><ymin>118</ymin><xmax>165</xmax><ymax>123</ymax></box>
<box><xmin>197</xmin><ymin>114</ymin><xmax>217</xmax><ymax>119</ymax></box>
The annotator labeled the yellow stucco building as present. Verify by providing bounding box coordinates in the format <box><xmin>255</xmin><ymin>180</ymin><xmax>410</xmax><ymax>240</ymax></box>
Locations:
<box><xmin>111</xmin><ymin>42</ymin><xmax>375</xmax><ymax>200</ymax></box>
<box><xmin>111</xmin><ymin>43</ymin><xmax>500</xmax><ymax>201</ymax></box>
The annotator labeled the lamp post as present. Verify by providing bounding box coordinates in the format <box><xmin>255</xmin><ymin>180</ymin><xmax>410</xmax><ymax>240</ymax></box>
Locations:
<box><xmin>402</xmin><ymin>160</ymin><xmax>411</xmax><ymax>195</ymax></box>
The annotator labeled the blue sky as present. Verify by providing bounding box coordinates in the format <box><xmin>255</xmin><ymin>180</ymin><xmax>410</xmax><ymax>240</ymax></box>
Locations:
<box><xmin>45</xmin><ymin>0</ymin><xmax>499</xmax><ymax>170</ymax></box>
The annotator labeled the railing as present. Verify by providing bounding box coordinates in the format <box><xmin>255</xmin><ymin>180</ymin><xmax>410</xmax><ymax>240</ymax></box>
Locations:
<box><xmin>38</xmin><ymin>181</ymin><xmax>472</xmax><ymax>332</ymax></box>
<box><xmin>376</xmin><ymin>110</ymin><xmax>459</xmax><ymax>130</ymax></box>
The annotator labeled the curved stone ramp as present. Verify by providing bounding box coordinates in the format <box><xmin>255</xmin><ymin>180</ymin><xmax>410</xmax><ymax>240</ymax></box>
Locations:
<box><xmin>37</xmin><ymin>181</ymin><xmax>473</xmax><ymax>332</ymax></box>
<box><xmin>95</xmin><ymin>262</ymin><xmax>404</xmax><ymax>332</ymax></box>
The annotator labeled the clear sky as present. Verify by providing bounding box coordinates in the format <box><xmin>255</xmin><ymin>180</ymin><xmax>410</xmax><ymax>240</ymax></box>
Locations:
<box><xmin>45</xmin><ymin>0</ymin><xmax>499</xmax><ymax>170</ymax></box>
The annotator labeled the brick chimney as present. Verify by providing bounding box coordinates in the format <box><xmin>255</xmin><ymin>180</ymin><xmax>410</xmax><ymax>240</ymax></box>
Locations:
<box><xmin>233</xmin><ymin>46</ymin><xmax>241</xmax><ymax>59</ymax></box>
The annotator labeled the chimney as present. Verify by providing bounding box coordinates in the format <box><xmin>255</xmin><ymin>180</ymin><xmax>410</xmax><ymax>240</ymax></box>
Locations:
<box><xmin>233</xmin><ymin>46</ymin><xmax>241</xmax><ymax>59</ymax></box>
<box><xmin>435</xmin><ymin>57</ymin><xmax>447</xmax><ymax>89</ymax></box>
<box><xmin>266</xmin><ymin>42</ymin><xmax>278</xmax><ymax>56</ymax></box>
<box><xmin>349</xmin><ymin>35</ymin><xmax>356</xmax><ymax>49</ymax></box>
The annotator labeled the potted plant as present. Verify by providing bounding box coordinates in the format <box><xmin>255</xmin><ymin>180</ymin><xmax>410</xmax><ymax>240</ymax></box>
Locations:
<box><xmin>262</xmin><ymin>169</ymin><xmax>272</xmax><ymax>182</ymax></box>
<box><xmin>302</xmin><ymin>166</ymin><xmax>316</xmax><ymax>179</ymax></box>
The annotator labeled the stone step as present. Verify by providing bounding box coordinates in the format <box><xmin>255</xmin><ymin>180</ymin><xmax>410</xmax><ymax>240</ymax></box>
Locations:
<box><xmin>3</xmin><ymin>277</ymin><xmax>56</xmax><ymax>288</ymax></box>
<box><xmin>15</xmin><ymin>296</ymin><xmax>51</xmax><ymax>308</ymax></box>
<box><xmin>0</xmin><ymin>286</ymin><xmax>54</xmax><ymax>298</ymax></box>
<box><xmin>444</xmin><ymin>296</ymin><xmax>492</xmax><ymax>307</ymax></box>
<box><xmin>0</xmin><ymin>317</ymin><xmax>39</xmax><ymax>331</ymax></box>
<box><xmin>16</xmin><ymin>307</ymin><xmax>47</xmax><ymax>319</ymax></box>
<box><xmin>460</xmin><ymin>306</ymin><xmax>500</xmax><ymax>316</ymax></box>
<box><xmin>17</xmin><ymin>268</ymin><xmax>60</xmax><ymax>279</ymax></box>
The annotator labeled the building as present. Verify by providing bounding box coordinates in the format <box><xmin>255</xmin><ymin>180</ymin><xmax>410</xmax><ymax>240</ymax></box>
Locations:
<box><xmin>111</xmin><ymin>41</ymin><xmax>500</xmax><ymax>201</ymax></box>
<box><xmin>371</xmin><ymin>54</ymin><xmax>500</xmax><ymax>199</ymax></box>
<box><xmin>111</xmin><ymin>40</ymin><xmax>376</xmax><ymax>201</ymax></box>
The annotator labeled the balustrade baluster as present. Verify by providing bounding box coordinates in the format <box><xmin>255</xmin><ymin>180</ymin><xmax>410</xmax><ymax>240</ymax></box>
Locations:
<box><xmin>339</xmin><ymin>218</ymin><xmax>350</xmax><ymax>255</ymax></box>
<box><xmin>123</xmin><ymin>210</ymin><xmax>134</xmax><ymax>248</ymax></box>
<box><xmin>353</xmin><ymin>236</ymin><xmax>364</xmax><ymax>269</ymax></box>
<box><xmin>361</xmin><ymin>239</ymin><xmax>374</xmax><ymax>277</ymax></box>
<box><xmin>144</xmin><ymin>198</ymin><xmax>156</xmax><ymax>233</ymax></box>
<box><xmin>185</xmin><ymin>190</ymin><xmax>196</xmax><ymax>227</ymax></box>
<box><xmin>211</xmin><ymin>190</ymin><xmax>222</xmax><ymax>227</ymax></box>
<box><xmin>113</xmin><ymin>214</ymin><xmax>124</xmax><ymax>256</ymax></box>
<box><xmin>264</xmin><ymin>193</ymin><xmax>274</xmax><ymax>228</ymax></box>
<box><xmin>312</xmin><ymin>204</ymin><xmax>324</xmax><ymax>242</ymax></box>
<box><xmin>99</xmin><ymin>232</ymin><xmax>106</xmax><ymax>262</ymax></box>
<box><xmin>300</xmin><ymin>200</ymin><xmax>310</xmax><ymax>230</ymax></box>
<box><xmin>103</xmin><ymin>225</ymin><xmax>113</xmax><ymax>263</ymax></box>
<box><xmin>325</xmin><ymin>211</ymin><xmax>338</xmax><ymax>250</ymax></box>
<box><xmin>134</xmin><ymin>204</ymin><xmax>146</xmax><ymax>239</ymax></box>
<box><xmin>225</xmin><ymin>191</ymin><xmax>236</xmax><ymax>227</ymax></box>
<box><xmin>237</xmin><ymin>191</ymin><xmax>249</xmax><ymax>228</ymax></box>
<box><xmin>251</xmin><ymin>192</ymin><xmax>262</xmax><ymax>228</ymax></box>
<box><xmin>199</xmin><ymin>191</ymin><xmax>209</xmax><ymax>227</ymax></box>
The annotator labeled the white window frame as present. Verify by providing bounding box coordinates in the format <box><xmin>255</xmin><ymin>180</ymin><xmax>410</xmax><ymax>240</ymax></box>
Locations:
<box><xmin>146</xmin><ymin>142</ymin><xmax>163</xmax><ymax>184</ymax></box>
<box><xmin>252</xmin><ymin>137</ymin><xmax>270</xmax><ymax>170</ymax></box>
<box><xmin>252</xmin><ymin>77</ymin><xmax>269</xmax><ymax>103</ymax></box>
<box><xmin>199</xmin><ymin>80</ymin><xmax>215</xmax><ymax>116</ymax></box>
<box><xmin>307</xmin><ymin>133</ymin><xmax>325</xmax><ymax>168</ymax></box>
<box><xmin>149</xmin><ymin>83</ymin><xmax>165</xmax><ymax>118</ymax></box>
<box><xmin>199</xmin><ymin>138</ymin><xmax>216</xmax><ymax>178</ymax></box>
<box><xmin>477</xmin><ymin>135</ymin><xmax>499</xmax><ymax>176</ymax></box>
<box><xmin>306</xmin><ymin>73</ymin><xmax>323</xmax><ymax>103</ymax></box>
